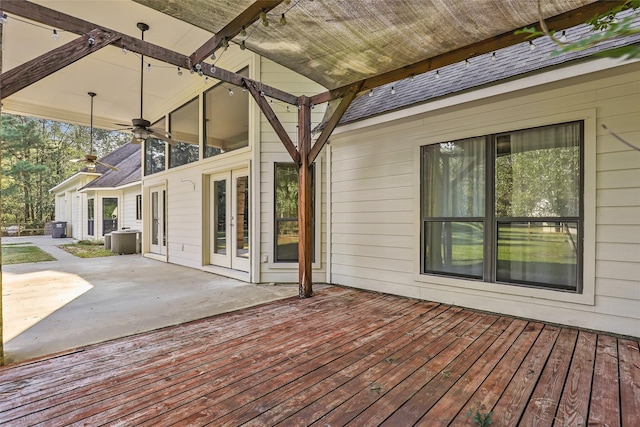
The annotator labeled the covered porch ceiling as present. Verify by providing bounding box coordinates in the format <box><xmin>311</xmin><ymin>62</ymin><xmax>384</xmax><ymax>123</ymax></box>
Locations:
<box><xmin>1</xmin><ymin>0</ymin><xmax>616</xmax><ymax>130</ymax></box>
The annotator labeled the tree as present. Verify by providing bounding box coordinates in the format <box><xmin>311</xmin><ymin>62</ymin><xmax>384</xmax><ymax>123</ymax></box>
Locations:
<box><xmin>517</xmin><ymin>0</ymin><xmax>640</xmax><ymax>59</ymax></box>
<box><xmin>1</xmin><ymin>113</ymin><xmax>130</xmax><ymax>228</ymax></box>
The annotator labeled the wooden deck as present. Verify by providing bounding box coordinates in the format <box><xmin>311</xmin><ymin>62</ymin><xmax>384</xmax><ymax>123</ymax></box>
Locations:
<box><xmin>1</xmin><ymin>286</ymin><xmax>638</xmax><ymax>426</ymax></box>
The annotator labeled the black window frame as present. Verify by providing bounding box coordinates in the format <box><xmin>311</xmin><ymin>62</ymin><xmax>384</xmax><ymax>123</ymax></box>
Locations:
<box><xmin>420</xmin><ymin>121</ymin><xmax>584</xmax><ymax>292</ymax></box>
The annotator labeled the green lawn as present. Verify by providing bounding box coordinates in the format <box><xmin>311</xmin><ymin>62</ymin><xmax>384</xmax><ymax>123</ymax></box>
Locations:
<box><xmin>2</xmin><ymin>244</ymin><xmax>56</xmax><ymax>264</ymax></box>
<box><xmin>58</xmin><ymin>240</ymin><xmax>115</xmax><ymax>258</ymax></box>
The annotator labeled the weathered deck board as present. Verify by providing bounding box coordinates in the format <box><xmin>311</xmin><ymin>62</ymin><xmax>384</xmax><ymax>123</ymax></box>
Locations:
<box><xmin>1</xmin><ymin>286</ymin><xmax>637</xmax><ymax>427</ymax></box>
<box><xmin>555</xmin><ymin>330</ymin><xmax>596</xmax><ymax>427</ymax></box>
<box><xmin>589</xmin><ymin>335</ymin><xmax>621</xmax><ymax>427</ymax></box>
<box><xmin>618</xmin><ymin>339</ymin><xmax>640</xmax><ymax>427</ymax></box>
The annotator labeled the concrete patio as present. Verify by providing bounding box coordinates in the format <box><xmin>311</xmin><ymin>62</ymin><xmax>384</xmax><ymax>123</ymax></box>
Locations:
<box><xmin>1</xmin><ymin>236</ymin><xmax>299</xmax><ymax>365</ymax></box>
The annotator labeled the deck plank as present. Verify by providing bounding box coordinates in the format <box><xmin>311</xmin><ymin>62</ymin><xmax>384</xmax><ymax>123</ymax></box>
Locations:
<box><xmin>344</xmin><ymin>313</ymin><xmax>497</xmax><ymax>426</ymax></box>
<box><xmin>414</xmin><ymin>318</ymin><xmax>528</xmax><ymax>427</ymax></box>
<box><xmin>519</xmin><ymin>327</ymin><xmax>578</xmax><ymax>427</ymax></box>
<box><xmin>270</xmin><ymin>306</ymin><xmax>466</xmax><ymax>426</ymax></box>
<box><xmin>0</xmin><ymin>286</ymin><xmax>635</xmax><ymax>427</ymax></box>
<box><xmin>380</xmin><ymin>317</ymin><xmax>512</xmax><ymax>425</ymax></box>
<box><xmin>28</xmin><ymin>292</ymin><xmax>403</xmax><ymax>425</ymax></box>
<box><xmin>588</xmin><ymin>335</ymin><xmax>621</xmax><ymax>427</ymax></box>
<box><xmin>555</xmin><ymin>330</ymin><xmax>596</xmax><ymax>427</ymax></box>
<box><xmin>487</xmin><ymin>324</ymin><xmax>561</xmax><ymax>427</ymax></box>
<box><xmin>618</xmin><ymin>338</ymin><xmax>640</xmax><ymax>427</ymax></box>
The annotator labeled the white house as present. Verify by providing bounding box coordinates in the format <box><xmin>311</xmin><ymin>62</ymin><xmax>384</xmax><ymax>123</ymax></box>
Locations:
<box><xmin>50</xmin><ymin>143</ymin><xmax>142</xmax><ymax>240</ymax></box>
<box><xmin>135</xmin><ymin>31</ymin><xmax>639</xmax><ymax>337</ymax></box>
<box><xmin>6</xmin><ymin>1</ymin><xmax>639</xmax><ymax>339</ymax></box>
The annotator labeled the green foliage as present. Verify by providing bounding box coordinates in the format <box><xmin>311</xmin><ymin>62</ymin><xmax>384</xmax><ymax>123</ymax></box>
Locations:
<box><xmin>58</xmin><ymin>241</ymin><xmax>116</xmax><ymax>258</ymax></box>
<box><xmin>0</xmin><ymin>113</ymin><xmax>130</xmax><ymax>227</ymax></box>
<box><xmin>1</xmin><ymin>244</ymin><xmax>56</xmax><ymax>264</ymax></box>
<box><xmin>466</xmin><ymin>405</ymin><xmax>493</xmax><ymax>427</ymax></box>
<box><xmin>515</xmin><ymin>1</ymin><xmax>640</xmax><ymax>59</ymax></box>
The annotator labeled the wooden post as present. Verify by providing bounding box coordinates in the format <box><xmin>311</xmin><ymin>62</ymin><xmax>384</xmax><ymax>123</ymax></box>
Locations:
<box><xmin>298</xmin><ymin>96</ymin><xmax>313</xmax><ymax>298</ymax></box>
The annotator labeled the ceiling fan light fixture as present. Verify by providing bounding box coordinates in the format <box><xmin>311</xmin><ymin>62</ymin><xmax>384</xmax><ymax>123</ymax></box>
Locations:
<box><xmin>133</xmin><ymin>127</ymin><xmax>150</xmax><ymax>143</ymax></box>
<box><xmin>85</xmin><ymin>161</ymin><xmax>96</xmax><ymax>172</ymax></box>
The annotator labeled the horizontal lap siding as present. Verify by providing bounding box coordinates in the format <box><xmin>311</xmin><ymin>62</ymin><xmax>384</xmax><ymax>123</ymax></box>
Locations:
<box><xmin>594</xmin><ymin>68</ymin><xmax>640</xmax><ymax>325</ymax></box>
<box><xmin>331</xmin><ymin>121</ymin><xmax>415</xmax><ymax>294</ymax></box>
<box><xmin>122</xmin><ymin>187</ymin><xmax>141</xmax><ymax>231</ymax></box>
<box><xmin>330</xmin><ymin>62</ymin><xmax>640</xmax><ymax>336</ymax></box>
<box><xmin>163</xmin><ymin>170</ymin><xmax>203</xmax><ymax>269</ymax></box>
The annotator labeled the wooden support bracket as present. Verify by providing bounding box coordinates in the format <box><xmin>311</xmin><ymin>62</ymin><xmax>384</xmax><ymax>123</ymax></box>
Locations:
<box><xmin>243</xmin><ymin>78</ymin><xmax>300</xmax><ymax>164</ymax></box>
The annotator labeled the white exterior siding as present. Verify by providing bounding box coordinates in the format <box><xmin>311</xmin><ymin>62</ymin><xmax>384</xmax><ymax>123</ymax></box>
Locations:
<box><xmin>122</xmin><ymin>186</ymin><xmax>142</xmax><ymax>231</ymax></box>
<box><xmin>329</xmin><ymin>60</ymin><xmax>640</xmax><ymax>337</ymax></box>
<box><xmin>51</xmin><ymin>174</ymin><xmax>98</xmax><ymax>239</ymax></box>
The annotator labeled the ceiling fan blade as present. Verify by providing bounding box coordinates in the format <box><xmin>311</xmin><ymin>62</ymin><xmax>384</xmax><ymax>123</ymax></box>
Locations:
<box><xmin>114</xmin><ymin>122</ymin><xmax>133</xmax><ymax>127</ymax></box>
<box><xmin>70</xmin><ymin>158</ymin><xmax>83</xmax><ymax>163</ymax></box>
<box><xmin>96</xmin><ymin>160</ymin><xmax>119</xmax><ymax>171</ymax></box>
<box><xmin>149</xmin><ymin>130</ymin><xmax>177</xmax><ymax>146</ymax></box>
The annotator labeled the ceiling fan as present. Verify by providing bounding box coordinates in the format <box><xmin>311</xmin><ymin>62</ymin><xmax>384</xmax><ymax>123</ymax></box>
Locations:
<box><xmin>116</xmin><ymin>22</ymin><xmax>175</xmax><ymax>146</ymax></box>
<box><xmin>71</xmin><ymin>92</ymin><xmax>119</xmax><ymax>172</ymax></box>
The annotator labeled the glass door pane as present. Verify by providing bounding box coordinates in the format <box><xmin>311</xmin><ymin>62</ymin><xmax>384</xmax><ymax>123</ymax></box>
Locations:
<box><xmin>235</xmin><ymin>176</ymin><xmax>249</xmax><ymax>260</ymax></box>
<box><xmin>214</xmin><ymin>179</ymin><xmax>227</xmax><ymax>255</ymax></box>
<box><xmin>151</xmin><ymin>191</ymin><xmax>159</xmax><ymax>246</ymax></box>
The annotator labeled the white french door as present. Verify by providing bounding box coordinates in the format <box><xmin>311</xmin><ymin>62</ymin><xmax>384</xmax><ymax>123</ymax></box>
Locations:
<box><xmin>149</xmin><ymin>185</ymin><xmax>166</xmax><ymax>255</ymax></box>
<box><xmin>210</xmin><ymin>169</ymin><xmax>250</xmax><ymax>272</ymax></box>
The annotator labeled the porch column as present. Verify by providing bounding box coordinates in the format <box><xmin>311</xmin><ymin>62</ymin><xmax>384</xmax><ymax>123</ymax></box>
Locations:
<box><xmin>297</xmin><ymin>96</ymin><xmax>313</xmax><ymax>298</ymax></box>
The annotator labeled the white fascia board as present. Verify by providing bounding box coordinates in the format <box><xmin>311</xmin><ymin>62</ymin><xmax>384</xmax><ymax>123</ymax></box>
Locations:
<box><xmin>77</xmin><ymin>180</ymin><xmax>141</xmax><ymax>193</ymax></box>
<box><xmin>49</xmin><ymin>172</ymin><xmax>101</xmax><ymax>193</ymax></box>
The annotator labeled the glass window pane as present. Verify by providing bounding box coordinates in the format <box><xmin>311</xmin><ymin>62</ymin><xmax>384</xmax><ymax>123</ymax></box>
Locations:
<box><xmin>144</xmin><ymin>117</ymin><xmax>166</xmax><ymax>176</ymax></box>
<box><xmin>424</xmin><ymin>221</ymin><xmax>484</xmax><ymax>278</ymax></box>
<box><xmin>495</xmin><ymin>122</ymin><xmax>580</xmax><ymax>218</ymax></box>
<box><xmin>102</xmin><ymin>197</ymin><xmax>118</xmax><ymax>235</ymax></box>
<box><xmin>204</xmin><ymin>67</ymin><xmax>249</xmax><ymax>158</ymax></box>
<box><xmin>423</xmin><ymin>137</ymin><xmax>486</xmax><ymax>218</ymax></box>
<box><xmin>236</xmin><ymin>176</ymin><xmax>249</xmax><ymax>259</ymax></box>
<box><xmin>87</xmin><ymin>198</ymin><xmax>94</xmax><ymax>236</ymax></box>
<box><xmin>275</xmin><ymin>164</ymin><xmax>299</xmax><ymax>219</ymax></box>
<box><xmin>169</xmin><ymin>97</ymin><xmax>199</xmax><ymax>168</ymax></box>
<box><xmin>276</xmin><ymin>220</ymin><xmax>299</xmax><ymax>262</ymax></box>
<box><xmin>151</xmin><ymin>192</ymin><xmax>159</xmax><ymax>245</ymax></box>
<box><xmin>496</xmin><ymin>221</ymin><xmax>578</xmax><ymax>290</ymax></box>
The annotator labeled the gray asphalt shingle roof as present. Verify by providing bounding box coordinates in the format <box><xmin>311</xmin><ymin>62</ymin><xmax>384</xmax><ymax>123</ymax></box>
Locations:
<box><xmin>81</xmin><ymin>143</ymin><xmax>141</xmax><ymax>189</ymax></box>
<box><xmin>341</xmin><ymin>15</ymin><xmax>640</xmax><ymax>125</ymax></box>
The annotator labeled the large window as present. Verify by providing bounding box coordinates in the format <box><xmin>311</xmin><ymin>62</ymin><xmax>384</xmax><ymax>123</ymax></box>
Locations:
<box><xmin>204</xmin><ymin>67</ymin><xmax>249</xmax><ymax>158</ymax></box>
<box><xmin>274</xmin><ymin>163</ymin><xmax>314</xmax><ymax>262</ymax></box>
<box><xmin>421</xmin><ymin>121</ymin><xmax>582</xmax><ymax>291</ymax></box>
<box><xmin>169</xmin><ymin>97</ymin><xmax>199</xmax><ymax>168</ymax></box>
<box><xmin>144</xmin><ymin>117</ymin><xmax>166</xmax><ymax>176</ymax></box>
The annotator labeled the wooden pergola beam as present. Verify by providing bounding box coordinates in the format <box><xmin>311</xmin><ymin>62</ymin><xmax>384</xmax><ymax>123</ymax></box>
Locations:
<box><xmin>1</xmin><ymin>0</ymin><xmax>297</xmax><ymax>105</ymax></box>
<box><xmin>1</xmin><ymin>29</ymin><xmax>119</xmax><ymax>99</ymax></box>
<box><xmin>243</xmin><ymin>79</ymin><xmax>300</xmax><ymax>165</ymax></box>
<box><xmin>190</xmin><ymin>0</ymin><xmax>284</xmax><ymax>66</ymax></box>
<box><xmin>308</xmin><ymin>82</ymin><xmax>363</xmax><ymax>164</ymax></box>
<box><xmin>309</xmin><ymin>0</ymin><xmax>625</xmax><ymax>104</ymax></box>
